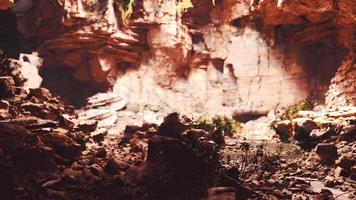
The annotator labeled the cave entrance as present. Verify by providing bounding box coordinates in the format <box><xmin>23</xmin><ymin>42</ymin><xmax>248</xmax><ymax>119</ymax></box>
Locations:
<box><xmin>0</xmin><ymin>10</ymin><xmax>21</xmax><ymax>58</ymax></box>
<box><xmin>39</xmin><ymin>67</ymin><xmax>100</xmax><ymax>108</ymax></box>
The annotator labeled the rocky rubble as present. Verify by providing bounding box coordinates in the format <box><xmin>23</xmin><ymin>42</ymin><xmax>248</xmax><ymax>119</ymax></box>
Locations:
<box><xmin>0</xmin><ymin>58</ymin><xmax>238</xmax><ymax>199</ymax></box>
<box><xmin>272</xmin><ymin>107</ymin><xmax>356</xmax><ymax>199</ymax></box>
<box><xmin>0</xmin><ymin>57</ymin><xmax>92</xmax><ymax>199</ymax></box>
<box><xmin>2</xmin><ymin>0</ymin><xmax>354</xmax><ymax>120</ymax></box>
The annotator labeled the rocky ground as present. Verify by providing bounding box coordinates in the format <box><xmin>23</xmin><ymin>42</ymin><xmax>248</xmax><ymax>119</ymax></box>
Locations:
<box><xmin>1</xmin><ymin>57</ymin><xmax>356</xmax><ymax>200</ymax></box>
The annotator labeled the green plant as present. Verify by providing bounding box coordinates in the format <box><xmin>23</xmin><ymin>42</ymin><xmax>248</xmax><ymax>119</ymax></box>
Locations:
<box><xmin>276</xmin><ymin>98</ymin><xmax>316</xmax><ymax>121</ymax></box>
<box><xmin>81</xmin><ymin>0</ymin><xmax>217</xmax><ymax>24</ymax></box>
<box><xmin>184</xmin><ymin>115</ymin><xmax>242</xmax><ymax>137</ymax></box>
<box><xmin>115</xmin><ymin>0</ymin><xmax>136</xmax><ymax>24</ymax></box>
<box><xmin>270</xmin><ymin>98</ymin><xmax>317</xmax><ymax>129</ymax></box>
<box><xmin>177</xmin><ymin>0</ymin><xmax>194</xmax><ymax>13</ymax></box>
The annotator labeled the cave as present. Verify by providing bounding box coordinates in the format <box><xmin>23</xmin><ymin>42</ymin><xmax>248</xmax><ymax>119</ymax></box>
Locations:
<box><xmin>39</xmin><ymin>67</ymin><xmax>101</xmax><ymax>108</ymax></box>
<box><xmin>0</xmin><ymin>0</ymin><xmax>355</xmax><ymax>200</ymax></box>
<box><xmin>0</xmin><ymin>10</ymin><xmax>21</xmax><ymax>58</ymax></box>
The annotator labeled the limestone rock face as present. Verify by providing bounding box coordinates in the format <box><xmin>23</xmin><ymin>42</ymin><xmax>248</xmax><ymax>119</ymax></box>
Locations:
<box><xmin>326</xmin><ymin>56</ymin><xmax>356</xmax><ymax>107</ymax></box>
<box><xmin>5</xmin><ymin>0</ymin><xmax>356</xmax><ymax>116</ymax></box>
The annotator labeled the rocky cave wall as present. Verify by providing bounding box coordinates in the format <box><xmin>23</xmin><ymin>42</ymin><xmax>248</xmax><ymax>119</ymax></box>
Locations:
<box><xmin>1</xmin><ymin>0</ymin><xmax>355</xmax><ymax>118</ymax></box>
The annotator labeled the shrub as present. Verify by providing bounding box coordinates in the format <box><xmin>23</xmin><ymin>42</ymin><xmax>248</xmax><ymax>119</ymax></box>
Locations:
<box><xmin>114</xmin><ymin>0</ymin><xmax>136</xmax><ymax>24</ymax></box>
<box><xmin>276</xmin><ymin>98</ymin><xmax>316</xmax><ymax>121</ymax></box>
<box><xmin>183</xmin><ymin>115</ymin><xmax>243</xmax><ymax>137</ymax></box>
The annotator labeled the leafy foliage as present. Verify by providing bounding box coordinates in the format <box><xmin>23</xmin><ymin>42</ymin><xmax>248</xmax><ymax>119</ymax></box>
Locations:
<box><xmin>275</xmin><ymin>98</ymin><xmax>316</xmax><ymax>121</ymax></box>
<box><xmin>269</xmin><ymin>98</ymin><xmax>317</xmax><ymax>138</ymax></box>
<box><xmin>82</xmin><ymin>0</ymin><xmax>217</xmax><ymax>24</ymax></box>
<box><xmin>183</xmin><ymin>115</ymin><xmax>242</xmax><ymax>137</ymax></box>
<box><xmin>177</xmin><ymin>0</ymin><xmax>194</xmax><ymax>13</ymax></box>
<box><xmin>114</xmin><ymin>0</ymin><xmax>136</xmax><ymax>24</ymax></box>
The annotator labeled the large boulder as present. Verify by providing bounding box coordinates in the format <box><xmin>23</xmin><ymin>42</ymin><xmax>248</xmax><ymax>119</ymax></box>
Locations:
<box><xmin>144</xmin><ymin>112</ymin><xmax>220</xmax><ymax>199</ymax></box>
<box><xmin>39</xmin><ymin>128</ymin><xmax>82</xmax><ymax>160</ymax></box>
<box><xmin>0</xmin><ymin>122</ymin><xmax>57</xmax><ymax>170</ymax></box>
<box><xmin>157</xmin><ymin>112</ymin><xmax>190</xmax><ymax>138</ymax></box>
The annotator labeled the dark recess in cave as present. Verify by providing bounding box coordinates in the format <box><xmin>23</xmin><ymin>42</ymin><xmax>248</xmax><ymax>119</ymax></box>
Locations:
<box><xmin>0</xmin><ymin>10</ymin><xmax>21</xmax><ymax>58</ymax></box>
<box><xmin>40</xmin><ymin>67</ymin><xmax>100</xmax><ymax>108</ymax></box>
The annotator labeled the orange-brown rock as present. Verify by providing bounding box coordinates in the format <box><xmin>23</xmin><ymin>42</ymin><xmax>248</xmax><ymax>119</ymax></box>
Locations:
<box><xmin>6</xmin><ymin>0</ymin><xmax>356</xmax><ymax>118</ymax></box>
<box><xmin>0</xmin><ymin>0</ymin><xmax>13</xmax><ymax>10</ymax></box>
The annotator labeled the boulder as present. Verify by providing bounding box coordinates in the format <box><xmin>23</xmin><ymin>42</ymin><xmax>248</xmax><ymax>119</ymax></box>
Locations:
<box><xmin>309</xmin><ymin>128</ymin><xmax>332</xmax><ymax>140</ymax></box>
<box><xmin>157</xmin><ymin>112</ymin><xmax>190</xmax><ymax>138</ymax></box>
<box><xmin>335</xmin><ymin>155</ymin><xmax>355</xmax><ymax>171</ymax></box>
<box><xmin>104</xmin><ymin>158</ymin><xmax>130</xmax><ymax>174</ymax></box>
<box><xmin>0</xmin><ymin>76</ymin><xmax>15</xmax><ymax>98</ymax></box>
<box><xmin>274</xmin><ymin>120</ymin><xmax>293</xmax><ymax>138</ymax></box>
<box><xmin>350</xmin><ymin>165</ymin><xmax>356</xmax><ymax>180</ymax></box>
<box><xmin>77</xmin><ymin>120</ymin><xmax>98</xmax><ymax>133</ymax></box>
<box><xmin>0</xmin><ymin>100</ymin><xmax>10</xmax><ymax>119</ymax></box>
<box><xmin>29</xmin><ymin>87</ymin><xmax>52</xmax><ymax>100</ymax></box>
<box><xmin>315</xmin><ymin>143</ymin><xmax>338</xmax><ymax>164</ymax></box>
<box><xmin>338</xmin><ymin>125</ymin><xmax>355</xmax><ymax>142</ymax></box>
<box><xmin>334</xmin><ymin>166</ymin><xmax>348</xmax><ymax>179</ymax></box>
<box><xmin>0</xmin><ymin>122</ymin><xmax>31</xmax><ymax>152</ymax></box>
<box><xmin>292</xmin><ymin>118</ymin><xmax>318</xmax><ymax>140</ymax></box>
<box><xmin>39</xmin><ymin>129</ymin><xmax>82</xmax><ymax>160</ymax></box>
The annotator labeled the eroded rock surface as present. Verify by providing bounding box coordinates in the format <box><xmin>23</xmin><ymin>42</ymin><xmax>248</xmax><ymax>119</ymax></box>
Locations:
<box><xmin>2</xmin><ymin>0</ymin><xmax>354</xmax><ymax>119</ymax></box>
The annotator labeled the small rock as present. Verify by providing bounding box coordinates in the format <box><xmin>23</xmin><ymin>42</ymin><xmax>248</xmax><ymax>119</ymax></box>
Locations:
<box><xmin>335</xmin><ymin>155</ymin><xmax>355</xmax><ymax>171</ymax></box>
<box><xmin>0</xmin><ymin>100</ymin><xmax>9</xmax><ymax>110</ymax></box>
<box><xmin>104</xmin><ymin>159</ymin><xmax>119</xmax><ymax>174</ymax></box>
<box><xmin>113</xmin><ymin>175</ymin><xmax>125</xmax><ymax>187</ymax></box>
<box><xmin>91</xmin><ymin>131</ymin><xmax>106</xmax><ymax>143</ymax></box>
<box><xmin>293</xmin><ymin>118</ymin><xmax>318</xmax><ymax>140</ymax></box>
<box><xmin>60</xmin><ymin>114</ymin><xmax>76</xmax><ymax>129</ymax></box>
<box><xmin>95</xmin><ymin>147</ymin><xmax>107</xmax><ymax>158</ymax></box>
<box><xmin>124</xmin><ymin>125</ymin><xmax>143</xmax><ymax>139</ymax></box>
<box><xmin>0</xmin><ymin>76</ymin><xmax>15</xmax><ymax>98</ymax></box>
<box><xmin>89</xmin><ymin>164</ymin><xmax>103</xmax><ymax>176</ymax></box>
<box><xmin>313</xmin><ymin>189</ymin><xmax>333</xmax><ymax>200</ymax></box>
<box><xmin>40</xmin><ymin>129</ymin><xmax>82</xmax><ymax>160</ymax></box>
<box><xmin>29</xmin><ymin>88</ymin><xmax>52</xmax><ymax>100</ymax></box>
<box><xmin>310</xmin><ymin>128</ymin><xmax>331</xmax><ymax>140</ymax></box>
<box><xmin>78</xmin><ymin>120</ymin><xmax>98</xmax><ymax>133</ymax></box>
<box><xmin>349</xmin><ymin>165</ymin><xmax>356</xmax><ymax>180</ymax></box>
<box><xmin>338</xmin><ymin>125</ymin><xmax>355</xmax><ymax>142</ymax></box>
<box><xmin>323</xmin><ymin>175</ymin><xmax>335</xmax><ymax>187</ymax></box>
<box><xmin>334</xmin><ymin>166</ymin><xmax>348</xmax><ymax>178</ymax></box>
<box><xmin>275</xmin><ymin>120</ymin><xmax>293</xmax><ymax>138</ymax></box>
<box><xmin>315</xmin><ymin>143</ymin><xmax>338</xmax><ymax>164</ymax></box>
<box><xmin>134</xmin><ymin>131</ymin><xmax>146</xmax><ymax>139</ymax></box>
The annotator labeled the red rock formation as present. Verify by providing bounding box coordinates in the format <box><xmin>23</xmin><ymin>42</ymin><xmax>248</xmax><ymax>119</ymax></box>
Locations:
<box><xmin>4</xmin><ymin>0</ymin><xmax>356</xmax><ymax>114</ymax></box>
<box><xmin>0</xmin><ymin>0</ymin><xmax>13</xmax><ymax>10</ymax></box>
